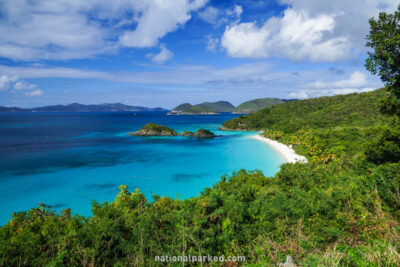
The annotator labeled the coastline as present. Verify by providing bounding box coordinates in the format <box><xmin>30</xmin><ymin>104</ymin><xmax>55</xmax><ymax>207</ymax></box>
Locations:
<box><xmin>251</xmin><ymin>134</ymin><xmax>308</xmax><ymax>164</ymax></box>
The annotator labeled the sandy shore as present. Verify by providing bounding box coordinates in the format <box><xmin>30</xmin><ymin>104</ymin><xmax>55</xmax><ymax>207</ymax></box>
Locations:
<box><xmin>251</xmin><ymin>134</ymin><xmax>308</xmax><ymax>164</ymax></box>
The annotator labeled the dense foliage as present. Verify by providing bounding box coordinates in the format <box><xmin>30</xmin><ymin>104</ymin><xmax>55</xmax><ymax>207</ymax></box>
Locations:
<box><xmin>366</xmin><ymin>5</ymin><xmax>400</xmax><ymax>116</ymax></box>
<box><xmin>233</xmin><ymin>98</ymin><xmax>284</xmax><ymax>114</ymax></box>
<box><xmin>222</xmin><ymin>89</ymin><xmax>390</xmax><ymax>133</ymax></box>
<box><xmin>1</xmin><ymin>88</ymin><xmax>399</xmax><ymax>266</ymax></box>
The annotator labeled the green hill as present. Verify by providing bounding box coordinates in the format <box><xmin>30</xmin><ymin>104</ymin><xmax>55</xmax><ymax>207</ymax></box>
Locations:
<box><xmin>234</xmin><ymin>98</ymin><xmax>285</xmax><ymax>113</ymax></box>
<box><xmin>223</xmin><ymin>89</ymin><xmax>390</xmax><ymax>132</ymax></box>
<box><xmin>169</xmin><ymin>101</ymin><xmax>235</xmax><ymax>114</ymax></box>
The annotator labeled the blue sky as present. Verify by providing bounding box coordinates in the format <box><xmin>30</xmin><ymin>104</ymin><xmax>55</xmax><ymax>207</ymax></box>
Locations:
<box><xmin>0</xmin><ymin>0</ymin><xmax>397</xmax><ymax>108</ymax></box>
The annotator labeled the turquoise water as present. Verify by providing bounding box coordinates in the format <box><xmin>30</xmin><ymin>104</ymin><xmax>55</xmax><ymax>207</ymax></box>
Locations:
<box><xmin>0</xmin><ymin>112</ymin><xmax>284</xmax><ymax>224</ymax></box>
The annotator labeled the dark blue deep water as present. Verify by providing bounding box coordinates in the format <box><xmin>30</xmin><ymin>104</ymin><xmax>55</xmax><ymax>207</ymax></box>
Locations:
<box><xmin>0</xmin><ymin>112</ymin><xmax>284</xmax><ymax>224</ymax></box>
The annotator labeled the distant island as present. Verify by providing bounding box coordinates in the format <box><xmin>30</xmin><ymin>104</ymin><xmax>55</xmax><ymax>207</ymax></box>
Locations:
<box><xmin>1</xmin><ymin>98</ymin><xmax>295</xmax><ymax>114</ymax></box>
<box><xmin>128</xmin><ymin>123</ymin><xmax>217</xmax><ymax>138</ymax></box>
<box><xmin>0</xmin><ymin>103</ymin><xmax>167</xmax><ymax>112</ymax></box>
<box><xmin>168</xmin><ymin>98</ymin><xmax>296</xmax><ymax>115</ymax></box>
<box><xmin>168</xmin><ymin>101</ymin><xmax>235</xmax><ymax>115</ymax></box>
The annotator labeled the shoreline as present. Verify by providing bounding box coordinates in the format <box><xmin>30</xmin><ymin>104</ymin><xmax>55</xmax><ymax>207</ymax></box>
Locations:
<box><xmin>251</xmin><ymin>134</ymin><xmax>308</xmax><ymax>164</ymax></box>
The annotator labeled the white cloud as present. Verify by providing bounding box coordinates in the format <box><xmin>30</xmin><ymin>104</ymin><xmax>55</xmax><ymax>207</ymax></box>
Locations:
<box><xmin>227</xmin><ymin>5</ymin><xmax>243</xmax><ymax>18</ymax></box>
<box><xmin>198</xmin><ymin>6</ymin><xmax>220</xmax><ymax>24</ymax></box>
<box><xmin>221</xmin><ymin>22</ymin><xmax>271</xmax><ymax>58</ymax></box>
<box><xmin>308</xmin><ymin>71</ymin><xmax>368</xmax><ymax>89</ymax></box>
<box><xmin>119</xmin><ymin>0</ymin><xmax>208</xmax><ymax>48</ymax></box>
<box><xmin>13</xmin><ymin>81</ymin><xmax>37</xmax><ymax>90</ymax></box>
<box><xmin>334</xmin><ymin>71</ymin><xmax>367</xmax><ymax>88</ymax></box>
<box><xmin>288</xmin><ymin>71</ymin><xmax>376</xmax><ymax>99</ymax></box>
<box><xmin>147</xmin><ymin>44</ymin><xmax>174</xmax><ymax>64</ymax></box>
<box><xmin>0</xmin><ymin>74</ymin><xmax>40</xmax><ymax>97</ymax></box>
<box><xmin>221</xmin><ymin>0</ymin><xmax>398</xmax><ymax>62</ymax></box>
<box><xmin>25</xmin><ymin>89</ymin><xmax>43</xmax><ymax>96</ymax></box>
<box><xmin>222</xmin><ymin>9</ymin><xmax>349</xmax><ymax>62</ymax></box>
<box><xmin>0</xmin><ymin>75</ymin><xmax>18</xmax><ymax>90</ymax></box>
<box><xmin>206</xmin><ymin>37</ymin><xmax>219</xmax><ymax>52</ymax></box>
<box><xmin>0</xmin><ymin>0</ymin><xmax>207</xmax><ymax>60</ymax></box>
<box><xmin>288</xmin><ymin>87</ymin><xmax>375</xmax><ymax>99</ymax></box>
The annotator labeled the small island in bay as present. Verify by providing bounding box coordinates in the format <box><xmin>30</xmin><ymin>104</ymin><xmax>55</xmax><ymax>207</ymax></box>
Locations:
<box><xmin>128</xmin><ymin>123</ymin><xmax>217</xmax><ymax>138</ymax></box>
<box><xmin>128</xmin><ymin>123</ymin><xmax>178</xmax><ymax>136</ymax></box>
<box><xmin>128</xmin><ymin>124</ymin><xmax>217</xmax><ymax>138</ymax></box>
<box><xmin>180</xmin><ymin>129</ymin><xmax>217</xmax><ymax>138</ymax></box>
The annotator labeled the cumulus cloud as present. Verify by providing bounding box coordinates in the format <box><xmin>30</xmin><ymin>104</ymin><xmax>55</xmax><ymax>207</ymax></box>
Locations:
<box><xmin>147</xmin><ymin>44</ymin><xmax>174</xmax><ymax>64</ymax></box>
<box><xmin>0</xmin><ymin>74</ymin><xmax>41</xmax><ymax>96</ymax></box>
<box><xmin>13</xmin><ymin>81</ymin><xmax>37</xmax><ymax>90</ymax></box>
<box><xmin>119</xmin><ymin>0</ymin><xmax>207</xmax><ymax>48</ymax></box>
<box><xmin>0</xmin><ymin>0</ymin><xmax>207</xmax><ymax>60</ymax></box>
<box><xmin>198</xmin><ymin>4</ymin><xmax>242</xmax><ymax>27</ymax></box>
<box><xmin>0</xmin><ymin>75</ymin><xmax>18</xmax><ymax>90</ymax></box>
<box><xmin>25</xmin><ymin>89</ymin><xmax>43</xmax><ymax>96</ymax></box>
<box><xmin>288</xmin><ymin>71</ymin><xmax>376</xmax><ymax>99</ymax></box>
<box><xmin>308</xmin><ymin>71</ymin><xmax>368</xmax><ymax>89</ymax></box>
<box><xmin>221</xmin><ymin>0</ymin><xmax>398</xmax><ymax>62</ymax></box>
<box><xmin>198</xmin><ymin>6</ymin><xmax>220</xmax><ymax>24</ymax></box>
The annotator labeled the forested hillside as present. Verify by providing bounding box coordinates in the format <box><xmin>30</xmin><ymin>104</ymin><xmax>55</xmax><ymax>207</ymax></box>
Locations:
<box><xmin>223</xmin><ymin>89</ymin><xmax>390</xmax><ymax>132</ymax></box>
<box><xmin>170</xmin><ymin>101</ymin><xmax>235</xmax><ymax>114</ymax></box>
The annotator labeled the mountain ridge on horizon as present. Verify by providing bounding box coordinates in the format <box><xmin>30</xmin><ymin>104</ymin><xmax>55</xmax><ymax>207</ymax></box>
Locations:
<box><xmin>0</xmin><ymin>102</ymin><xmax>168</xmax><ymax>112</ymax></box>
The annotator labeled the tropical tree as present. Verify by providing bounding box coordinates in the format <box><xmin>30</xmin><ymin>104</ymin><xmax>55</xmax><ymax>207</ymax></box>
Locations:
<box><xmin>366</xmin><ymin>5</ymin><xmax>400</xmax><ymax>116</ymax></box>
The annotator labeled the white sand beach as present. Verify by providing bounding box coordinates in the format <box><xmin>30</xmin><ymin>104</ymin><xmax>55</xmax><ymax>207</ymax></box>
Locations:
<box><xmin>251</xmin><ymin>134</ymin><xmax>308</xmax><ymax>164</ymax></box>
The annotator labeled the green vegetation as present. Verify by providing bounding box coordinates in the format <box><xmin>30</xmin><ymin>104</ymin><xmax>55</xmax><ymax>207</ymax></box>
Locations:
<box><xmin>128</xmin><ymin>123</ymin><xmax>178</xmax><ymax>136</ymax></box>
<box><xmin>234</xmin><ymin>98</ymin><xmax>284</xmax><ymax>113</ymax></box>
<box><xmin>169</xmin><ymin>101</ymin><xmax>235</xmax><ymax>114</ymax></box>
<box><xmin>366</xmin><ymin>5</ymin><xmax>400</xmax><ymax>116</ymax></box>
<box><xmin>1</xmin><ymin>7</ymin><xmax>400</xmax><ymax>267</ymax></box>
<box><xmin>222</xmin><ymin>89</ymin><xmax>390</xmax><ymax>132</ymax></box>
<box><xmin>180</xmin><ymin>129</ymin><xmax>216</xmax><ymax>138</ymax></box>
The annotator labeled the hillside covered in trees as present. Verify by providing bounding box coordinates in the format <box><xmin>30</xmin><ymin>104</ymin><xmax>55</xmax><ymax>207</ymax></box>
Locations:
<box><xmin>223</xmin><ymin>89</ymin><xmax>390</xmax><ymax>132</ymax></box>
<box><xmin>168</xmin><ymin>101</ymin><xmax>235</xmax><ymax>114</ymax></box>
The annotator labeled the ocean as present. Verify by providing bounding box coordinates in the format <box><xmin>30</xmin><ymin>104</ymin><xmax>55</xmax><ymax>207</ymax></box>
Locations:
<box><xmin>0</xmin><ymin>112</ymin><xmax>284</xmax><ymax>224</ymax></box>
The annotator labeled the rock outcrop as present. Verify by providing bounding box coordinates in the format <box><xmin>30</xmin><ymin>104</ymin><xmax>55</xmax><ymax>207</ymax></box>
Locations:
<box><xmin>179</xmin><ymin>129</ymin><xmax>217</xmax><ymax>138</ymax></box>
<box><xmin>193</xmin><ymin>129</ymin><xmax>216</xmax><ymax>138</ymax></box>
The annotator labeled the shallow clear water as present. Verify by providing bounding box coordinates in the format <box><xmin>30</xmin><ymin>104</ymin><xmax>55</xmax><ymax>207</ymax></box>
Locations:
<box><xmin>0</xmin><ymin>112</ymin><xmax>284</xmax><ymax>224</ymax></box>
